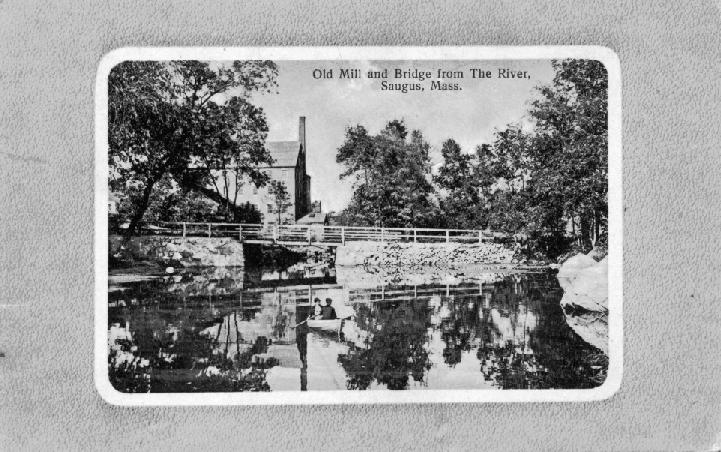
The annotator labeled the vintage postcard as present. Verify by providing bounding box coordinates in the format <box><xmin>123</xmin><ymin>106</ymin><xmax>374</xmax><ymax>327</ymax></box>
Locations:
<box><xmin>95</xmin><ymin>46</ymin><xmax>622</xmax><ymax>405</ymax></box>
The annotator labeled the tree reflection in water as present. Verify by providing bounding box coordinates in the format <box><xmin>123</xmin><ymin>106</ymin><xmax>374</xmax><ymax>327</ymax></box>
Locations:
<box><xmin>108</xmin><ymin>269</ymin><xmax>607</xmax><ymax>392</ymax></box>
<box><xmin>473</xmin><ymin>277</ymin><xmax>607</xmax><ymax>389</ymax></box>
<box><xmin>338</xmin><ymin>301</ymin><xmax>431</xmax><ymax>390</ymax></box>
<box><xmin>108</xmin><ymin>272</ymin><xmax>276</xmax><ymax>393</ymax></box>
<box><xmin>337</xmin><ymin>273</ymin><xmax>606</xmax><ymax>390</ymax></box>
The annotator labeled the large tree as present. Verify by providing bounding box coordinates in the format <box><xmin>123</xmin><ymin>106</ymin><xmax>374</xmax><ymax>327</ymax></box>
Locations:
<box><xmin>336</xmin><ymin>120</ymin><xmax>438</xmax><ymax>228</ymax></box>
<box><xmin>434</xmin><ymin>139</ymin><xmax>483</xmax><ymax>229</ymax></box>
<box><xmin>483</xmin><ymin>59</ymin><xmax>608</xmax><ymax>251</ymax></box>
<box><xmin>528</xmin><ymin>59</ymin><xmax>608</xmax><ymax>250</ymax></box>
<box><xmin>108</xmin><ymin>60</ymin><xmax>277</xmax><ymax>238</ymax></box>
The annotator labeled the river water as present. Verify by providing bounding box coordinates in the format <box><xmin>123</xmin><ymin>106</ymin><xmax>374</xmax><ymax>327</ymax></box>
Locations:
<box><xmin>107</xmin><ymin>265</ymin><xmax>607</xmax><ymax>392</ymax></box>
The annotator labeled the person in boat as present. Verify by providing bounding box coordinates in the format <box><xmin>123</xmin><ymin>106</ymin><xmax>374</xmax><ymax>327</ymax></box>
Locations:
<box><xmin>321</xmin><ymin>298</ymin><xmax>337</xmax><ymax>320</ymax></box>
<box><xmin>313</xmin><ymin>298</ymin><xmax>323</xmax><ymax>319</ymax></box>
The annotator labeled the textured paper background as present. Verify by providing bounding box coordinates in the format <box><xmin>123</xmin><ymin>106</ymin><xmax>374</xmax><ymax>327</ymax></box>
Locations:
<box><xmin>0</xmin><ymin>1</ymin><xmax>719</xmax><ymax>450</ymax></box>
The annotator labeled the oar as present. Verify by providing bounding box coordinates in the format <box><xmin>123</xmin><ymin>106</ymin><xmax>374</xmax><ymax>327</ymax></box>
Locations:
<box><xmin>292</xmin><ymin>318</ymin><xmax>310</xmax><ymax>328</ymax></box>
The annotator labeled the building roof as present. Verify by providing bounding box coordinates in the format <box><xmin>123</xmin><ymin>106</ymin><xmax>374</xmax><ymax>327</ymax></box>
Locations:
<box><xmin>297</xmin><ymin>212</ymin><xmax>327</xmax><ymax>224</ymax></box>
<box><xmin>265</xmin><ymin>141</ymin><xmax>301</xmax><ymax>167</ymax></box>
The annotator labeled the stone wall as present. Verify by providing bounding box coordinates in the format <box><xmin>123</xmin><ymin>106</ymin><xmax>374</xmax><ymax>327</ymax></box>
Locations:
<box><xmin>109</xmin><ymin>236</ymin><xmax>244</xmax><ymax>267</ymax></box>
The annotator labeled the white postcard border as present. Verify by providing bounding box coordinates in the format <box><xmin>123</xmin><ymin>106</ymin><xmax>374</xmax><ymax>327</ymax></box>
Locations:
<box><xmin>94</xmin><ymin>46</ymin><xmax>622</xmax><ymax>405</ymax></box>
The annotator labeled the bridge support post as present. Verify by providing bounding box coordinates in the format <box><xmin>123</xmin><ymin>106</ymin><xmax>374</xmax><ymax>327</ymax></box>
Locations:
<box><xmin>341</xmin><ymin>227</ymin><xmax>345</xmax><ymax>245</ymax></box>
<box><xmin>413</xmin><ymin>229</ymin><xmax>417</xmax><ymax>243</ymax></box>
<box><xmin>208</xmin><ymin>224</ymin><xmax>212</xmax><ymax>238</ymax></box>
<box><xmin>238</xmin><ymin>224</ymin><xmax>243</xmax><ymax>243</ymax></box>
<box><xmin>478</xmin><ymin>230</ymin><xmax>482</xmax><ymax>244</ymax></box>
<box><xmin>446</xmin><ymin>230</ymin><xmax>450</xmax><ymax>243</ymax></box>
<box><xmin>381</xmin><ymin>228</ymin><xmax>385</xmax><ymax>244</ymax></box>
<box><xmin>182</xmin><ymin>222</ymin><xmax>186</xmax><ymax>238</ymax></box>
<box><xmin>307</xmin><ymin>227</ymin><xmax>311</xmax><ymax>245</ymax></box>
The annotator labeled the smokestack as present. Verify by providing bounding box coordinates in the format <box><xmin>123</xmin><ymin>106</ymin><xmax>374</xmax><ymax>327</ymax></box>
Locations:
<box><xmin>299</xmin><ymin>116</ymin><xmax>306</xmax><ymax>154</ymax></box>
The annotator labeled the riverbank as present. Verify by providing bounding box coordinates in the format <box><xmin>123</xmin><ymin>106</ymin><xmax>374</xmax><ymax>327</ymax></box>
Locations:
<box><xmin>556</xmin><ymin>252</ymin><xmax>609</xmax><ymax>355</ymax></box>
<box><xmin>335</xmin><ymin>241</ymin><xmax>546</xmax><ymax>287</ymax></box>
<box><xmin>337</xmin><ymin>241</ymin><xmax>516</xmax><ymax>268</ymax></box>
<box><xmin>110</xmin><ymin>236</ymin><xmax>245</xmax><ymax>268</ymax></box>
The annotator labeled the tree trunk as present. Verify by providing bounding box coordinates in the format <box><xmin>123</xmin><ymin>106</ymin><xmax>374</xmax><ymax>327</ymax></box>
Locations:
<box><xmin>223</xmin><ymin>172</ymin><xmax>231</xmax><ymax>222</ymax></box>
<box><xmin>123</xmin><ymin>177</ymin><xmax>157</xmax><ymax>243</ymax></box>
<box><xmin>232</xmin><ymin>172</ymin><xmax>240</xmax><ymax>222</ymax></box>
<box><xmin>594</xmin><ymin>208</ymin><xmax>601</xmax><ymax>245</ymax></box>
<box><xmin>579</xmin><ymin>214</ymin><xmax>593</xmax><ymax>253</ymax></box>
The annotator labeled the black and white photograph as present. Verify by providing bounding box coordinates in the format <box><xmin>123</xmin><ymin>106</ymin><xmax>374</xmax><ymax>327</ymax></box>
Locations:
<box><xmin>96</xmin><ymin>47</ymin><xmax>621</xmax><ymax>404</ymax></box>
<box><xmin>5</xmin><ymin>0</ymin><xmax>721</xmax><ymax>448</ymax></box>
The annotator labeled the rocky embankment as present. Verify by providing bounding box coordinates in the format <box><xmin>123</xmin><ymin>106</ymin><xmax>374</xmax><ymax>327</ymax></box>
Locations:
<box><xmin>336</xmin><ymin>241</ymin><xmax>518</xmax><ymax>287</ymax></box>
<box><xmin>337</xmin><ymin>241</ymin><xmax>516</xmax><ymax>267</ymax></box>
<box><xmin>557</xmin><ymin>253</ymin><xmax>608</xmax><ymax>355</ymax></box>
<box><xmin>110</xmin><ymin>236</ymin><xmax>244</xmax><ymax>267</ymax></box>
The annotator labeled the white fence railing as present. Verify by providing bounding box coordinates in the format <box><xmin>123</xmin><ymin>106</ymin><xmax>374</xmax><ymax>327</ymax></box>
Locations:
<box><xmin>135</xmin><ymin>222</ymin><xmax>509</xmax><ymax>245</ymax></box>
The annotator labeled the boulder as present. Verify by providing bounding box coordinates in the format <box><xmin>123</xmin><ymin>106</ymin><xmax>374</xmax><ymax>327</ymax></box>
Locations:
<box><xmin>557</xmin><ymin>253</ymin><xmax>608</xmax><ymax>354</ymax></box>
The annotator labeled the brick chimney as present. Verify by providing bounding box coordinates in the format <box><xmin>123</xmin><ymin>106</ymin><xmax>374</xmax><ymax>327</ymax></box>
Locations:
<box><xmin>298</xmin><ymin>116</ymin><xmax>306</xmax><ymax>154</ymax></box>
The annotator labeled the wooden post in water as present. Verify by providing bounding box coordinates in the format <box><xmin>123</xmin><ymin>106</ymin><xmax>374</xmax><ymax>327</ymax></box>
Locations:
<box><xmin>341</xmin><ymin>227</ymin><xmax>345</xmax><ymax>245</ymax></box>
<box><xmin>381</xmin><ymin>228</ymin><xmax>385</xmax><ymax>244</ymax></box>
<box><xmin>307</xmin><ymin>227</ymin><xmax>311</xmax><ymax>245</ymax></box>
<box><xmin>182</xmin><ymin>222</ymin><xmax>186</xmax><ymax>238</ymax></box>
<box><xmin>413</xmin><ymin>229</ymin><xmax>417</xmax><ymax>243</ymax></box>
<box><xmin>478</xmin><ymin>230</ymin><xmax>482</xmax><ymax>244</ymax></box>
<box><xmin>238</xmin><ymin>224</ymin><xmax>243</xmax><ymax>242</ymax></box>
<box><xmin>446</xmin><ymin>230</ymin><xmax>450</xmax><ymax>243</ymax></box>
<box><xmin>208</xmin><ymin>223</ymin><xmax>212</xmax><ymax>238</ymax></box>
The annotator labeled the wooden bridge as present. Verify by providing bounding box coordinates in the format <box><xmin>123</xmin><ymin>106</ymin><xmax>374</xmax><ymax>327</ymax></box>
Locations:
<box><xmin>136</xmin><ymin>222</ymin><xmax>511</xmax><ymax>246</ymax></box>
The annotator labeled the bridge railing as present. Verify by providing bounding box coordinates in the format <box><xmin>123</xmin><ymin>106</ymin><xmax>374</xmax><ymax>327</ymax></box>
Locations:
<box><xmin>325</xmin><ymin>226</ymin><xmax>498</xmax><ymax>244</ymax></box>
<box><xmin>137</xmin><ymin>222</ymin><xmax>506</xmax><ymax>244</ymax></box>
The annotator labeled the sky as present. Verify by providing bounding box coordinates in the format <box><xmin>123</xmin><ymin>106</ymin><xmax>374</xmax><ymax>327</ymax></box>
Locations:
<box><xmin>248</xmin><ymin>60</ymin><xmax>555</xmax><ymax>212</ymax></box>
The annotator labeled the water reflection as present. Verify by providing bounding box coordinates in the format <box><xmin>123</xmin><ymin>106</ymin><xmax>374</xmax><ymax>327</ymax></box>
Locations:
<box><xmin>107</xmin><ymin>269</ymin><xmax>607</xmax><ymax>392</ymax></box>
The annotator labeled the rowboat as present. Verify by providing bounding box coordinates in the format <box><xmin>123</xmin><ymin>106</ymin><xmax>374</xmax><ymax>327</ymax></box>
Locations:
<box><xmin>306</xmin><ymin>318</ymin><xmax>344</xmax><ymax>332</ymax></box>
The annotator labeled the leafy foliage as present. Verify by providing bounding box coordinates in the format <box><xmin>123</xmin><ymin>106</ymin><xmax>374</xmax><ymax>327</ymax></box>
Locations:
<box><xmin>336</xmin><ymin>120</ymin><xmax>440</xmax><ymax>228</ymax></box>
<box><xmin>525</xmin><ymin>59</ymin><xmax>608</xmax><ymax>250</ymax></box>
<box><xmin>267</xmin><ymin>180</ymin><xmax>292</xmax><ymax>224</ymax></box>
<box><xmin>432</xmin><ymin>59</ymin><xmax>608</xmax><ymax>254</ymax></box>
<box><xmin>108</xmin><ymin>60</ymin><xmax>277</xmax><ymax>238</ymax></box>
<box><xmin>434</xmin><ymin>139</ymin><xmax>483</xmax><ymax>229</ymax></box>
